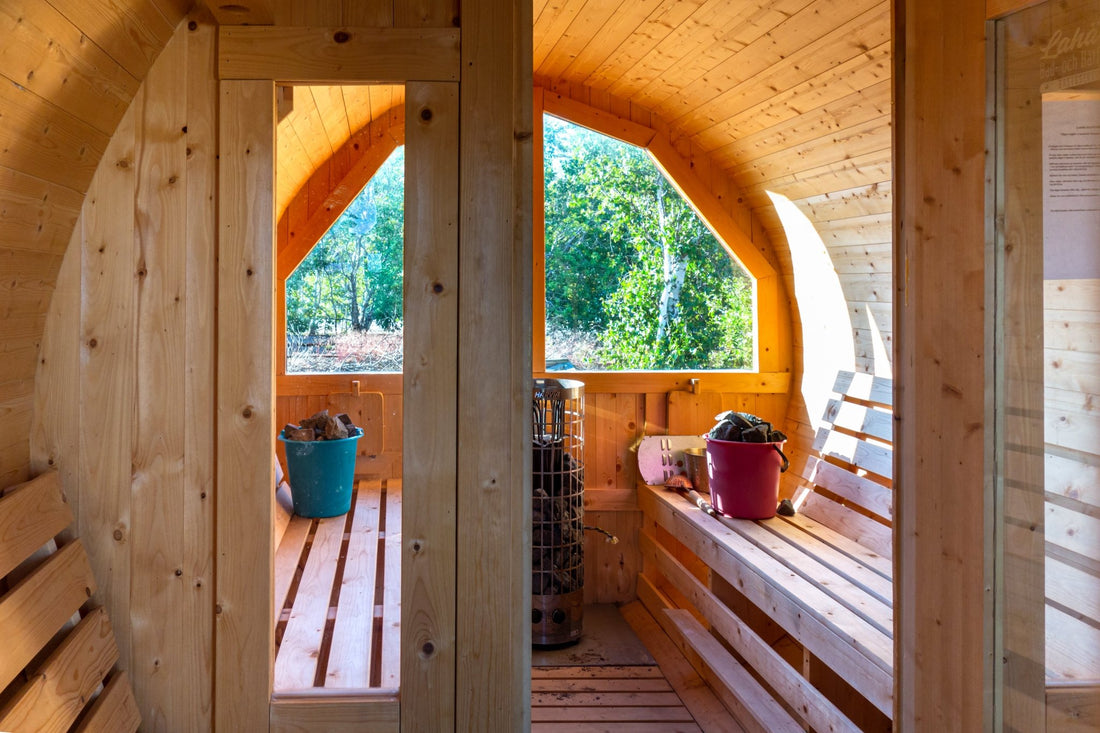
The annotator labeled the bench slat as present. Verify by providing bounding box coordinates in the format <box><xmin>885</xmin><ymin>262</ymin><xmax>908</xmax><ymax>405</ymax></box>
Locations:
<box><xmin>640</xmin><ymin>487</ymin><xmax>893</xmax><ymax>715</ymax></box>
<box><xmin>380</xmin><ymin>480</ymin><xmax>402</xmax><ymax>690</ymax></box>
<box><xmin>274</xmin><ymin>511</ymin><xmax>347</xmax><ymax>690</ymax></box>
<box><xmin>797</xmin><ymin>490</ymin><xmax>894</xmax><ymax>562</ymax></box>
<box><xmin>1047</xmin><ymin>556</ymin><xmax>1100</xmax><ymax>626</ymax></box>
<box><xmin>326</xmin><ymin>482</ymin><xmax>382</xmax><ymax>688</ymax></box>
<box><xmin>832</xmin><ymin>371</ymin><xmax>893</xmax><ymax>408</ymax></box>
<box><xmin>809</xmin><ymin>459</ymin><xmax>893</xmax><ymax>522</ymax></box>
<box><xmin>0</xmin><ymin>607</ymin><xmax>118</xmax><ymax>733</ymax></box>
<box><xmin>708</xmin><ymin>513</ymin><xmax>893</xmax><ymax>635</ymax></box>
<box><xmin>73</xmin><ymin>671</ymin><xmax>140</xmax><ymax>733</ymax></box>
<box><xmin>0</xmin><ymin>539</ymin><xmax>95</xmax><ymax>692</ymax></box>
<box><xmin>757</xmin><ymin>517</ymin><xmax>893</xmax><ymax>603</ymax></box>
<box><xmin>639</xmin><ymin>535</ymin><xmax>888</xmax><ymax>724</ymax></box>
<box><xmin>0</xmin><ymin>471</ymin><xmax>72</xmax><ymax>580</ymax></box>
<box><xmin>778</xmin><ymin>511</ymin><xmax>893</xmax><ymax>580</ymax></box>
<box><xmin>274</xmin><ymin>514</ymin><xmax>311</xmax><ymax>625</ymax></box>
<box><xmin>662</xmin><ymin>608</ymin><xmax>805</xmax><ymax>733</ymax></box>
<box><xmin>812</xmin><ymin>428</ymin><xmax>892</xmax><ymax>480</ymax></box>
<box><xmin>823</xmin><ymin>399</ymin><xmax>894</xmax><ymax>444</ymax></box>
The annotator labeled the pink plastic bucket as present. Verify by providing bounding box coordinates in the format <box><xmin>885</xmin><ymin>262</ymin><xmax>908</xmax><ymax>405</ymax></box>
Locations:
<box><xmin>705</xmin><ymin>438</ymin><xmax>788</xmax><ymax>519</ymax></box>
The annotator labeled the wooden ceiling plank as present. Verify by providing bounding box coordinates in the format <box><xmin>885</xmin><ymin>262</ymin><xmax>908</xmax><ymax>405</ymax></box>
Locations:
<box><xmin>346</xmin><ymin>0</ymin><xmax>395</xmax><ymax>26</ymax></box>
<box><xmin>310</xmin><ymin>86</ymin><xmax>353</xmax><ymax>154</ymax></box>
<box><xmin>554</xmin><ymin>0</ymin><xmax>672</xmax><ymax>85</ymax></box>
<box><xmin>792</xmin><ymin>182</ymin><xmax>893</xmax><ymax>222</ymax></box>
<box><xmin>647</xmin><ymin>0</ymin><xmax>886</xmax><ymax>121</ymax></box>
<box><xmin>0</xmin><ymin>167</ymin><xmax>83</xmax><ymax>255</ymax></box>
<box><xmin>691</xmin><ymin>42</ymin><xmax>891</xmax><ymax>150</ymax></box>
<box><xmin>736</xmin><ymin>150</ymin><xmax>892</xmax><ymax>205</ymax></box>
<box><xmin>340</xmin><ymin>85</ymin><xmax>373</xmax><ymax>138</ymax></box>
<box><xmin>46</xmin><ymin>0</ymin><xmax>175</xmax><ymax>80</ymax></box>
<box><xmin>609</xmin><ymin>0</ymin><xmax>816</xmax><ymax>107</ymax></box>
<box><xmin>731</xmin><ymin>117</ymin><xmax>892</xmax><ymax>184</ymax></box>
<box><xmin>201</xmin><ymin>1</ymin><xmax>274</xmax><ymax>25</ymax></box>
<box><xmin>286</xmin><ymin>86</ymin><xmax>332</xmax><ymax>168</ymax></box>
<box><xmin>0</xmin><ymin>1</ymin><xmax>139</xmax><ymax>137</ymax></box>
<box><xmin>219</xmin><ymin>26</ymin><xmax>460</xmax><ymax>82</ymax></box>
<box><xmin>582</xmin><ymin>0</ymin><xmax>706</xmax><ymax>92</ymax></box>
<box><xmin>0</xmin><ymin>78</ymin><xmax>109</xmax><ymax>193</ymax></box>
<box><xmin>535</xmin><ymin>0</ymin><xmax>634</xmax><ymax>82</ymax></box>
<box><xmin>712</xmin><ymin>80</ymin><xmax>891</xmax><ymax>168</ymax></box>
<box><xmin>533</xmin><ymin>0</ymin><xmax>587</xmax><ymax>72</ymax></box>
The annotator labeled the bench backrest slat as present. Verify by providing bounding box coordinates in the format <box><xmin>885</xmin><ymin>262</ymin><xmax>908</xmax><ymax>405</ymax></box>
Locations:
<box><xmin>795</xmin><ymin>371</ymin><xmax>894</xmax><ymax>548</ymax></box>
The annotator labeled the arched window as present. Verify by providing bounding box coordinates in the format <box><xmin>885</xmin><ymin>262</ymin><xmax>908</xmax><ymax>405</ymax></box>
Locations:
<box><xmin>542</xmin><ymin>115</ymin><xmax>753</xmax><ymax>371</ymax></box>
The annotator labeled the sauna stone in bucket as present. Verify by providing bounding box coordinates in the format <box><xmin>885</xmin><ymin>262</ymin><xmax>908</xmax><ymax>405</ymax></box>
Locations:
<box><xmin>705</xmin><ymin>411</ymin><xmax>789</xmax><ymax>519</ymax></box>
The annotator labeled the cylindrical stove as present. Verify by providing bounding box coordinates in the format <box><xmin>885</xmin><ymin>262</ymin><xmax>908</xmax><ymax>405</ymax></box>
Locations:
<box><xmin>531</xmin><ymin>378</ymin><xmax>584</xmax><ymax>646</ymax></box>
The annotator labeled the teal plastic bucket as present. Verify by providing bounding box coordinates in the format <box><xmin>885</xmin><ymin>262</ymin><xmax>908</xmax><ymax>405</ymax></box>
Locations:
<box><xmin>278</xmin><ymin>428</ymin><xmax>362</xmax><ymax>518</ymax></box>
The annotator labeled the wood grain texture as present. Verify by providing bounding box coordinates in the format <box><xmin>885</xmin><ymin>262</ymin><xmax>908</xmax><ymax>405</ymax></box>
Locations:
<box><xmin>894</xmin><ymin>0</ymin><xmax>989</xmax><ymax>728</ymax></box>
<box><xmin>215</xmin><ymin>78</ymin><xmax>275</xmax><ymax>733</ymax></box>
<box><xmin>0</xmin><ymin>539</ymin><xmax>95</xmax><ymax>692</ymax></box>
<box><xmin>0</xmin><ymin>470</ymin><xmax>70</xmax><ymax>579</ymax></box>
<box><xmin>400</xmin><ymin>80</ymin><xmax>459</xmax><ymax>729</ymax></box>
<box><xmin>72</xmin><ymin>670</ymin><xmax>140</xmax><ymax>733</ymax></box>
<box><xmin>0</xmin><ymin>607</ymin><xmax>118</xmax><ymax>733</ymax></box>
<box><xmin>219</xmin><ymin>26</ymin><xmax>460</xmax><ymax>82</ymax></box>
<box><xmin>456</xmin><ymin>0</ymin><xmax>532</xmax><ymax>729</ymax></box>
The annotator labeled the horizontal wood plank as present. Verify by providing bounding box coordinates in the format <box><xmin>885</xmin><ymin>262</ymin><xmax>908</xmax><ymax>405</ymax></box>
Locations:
<box><xmin>0</xmin><ymin>470</ymin><xmax>71</xmax><ymax>579</ymax></box>
<box><xmin>269</xmin><ymin>694</ymin><xmax>399</xmax><ymax>733</ymax></box>
<box><xmin>0</xmin><ymin>607</ymin><xmax>118</xmax><ymax>733</ymax></box>
<box><xmin>0</xmin><ymin>539</ymin><xmax>95</xmax><ymax>692</ymax></box>
<box><xmin>72</xmin><ymin>671</ymin><xmax>140</xmax><ymax>733</ymax></box>
<box><xmin>220</xmin><ymin>26</ymin><xmax>460</xmax><ymax>82</ymax></box>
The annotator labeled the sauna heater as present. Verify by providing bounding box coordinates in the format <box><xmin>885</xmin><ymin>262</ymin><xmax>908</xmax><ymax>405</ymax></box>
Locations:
<box><xmin>531</xmin><ymin>378</ymin><xmax>585</xmax><ymax>646</ymax></box>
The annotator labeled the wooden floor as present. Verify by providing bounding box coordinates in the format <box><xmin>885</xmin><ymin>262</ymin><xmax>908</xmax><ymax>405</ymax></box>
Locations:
<box><xmin>531</xmin><ymin>602</ymin><xmax>744</xmax><ymax>733</ymax></box>
<box><xmin>272</xmin><ymin>481</ymin><xmax>744</xmax><ymax>730</ymax></box>
<box><xmin>274</xmin><ymin>479</ymin><xmax>401</xmax><ymax>693</ymax></box>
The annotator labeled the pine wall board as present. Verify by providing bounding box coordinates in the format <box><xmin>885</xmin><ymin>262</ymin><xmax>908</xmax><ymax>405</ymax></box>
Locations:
<box><xmin>31</xmin><ymin>16</ymin><xmax>217</xmax><ymax>731</ymax></box>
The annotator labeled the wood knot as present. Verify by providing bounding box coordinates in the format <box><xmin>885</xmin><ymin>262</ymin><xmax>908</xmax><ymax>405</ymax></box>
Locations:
<box><xmin>420</xmin><ymin>107</ymin><xmax>433</xmax><ymax>122</ymax></box>
<box><xmin>333</xmin><ymin>30</ymin><xmax>350</xmax><ymax>43</ymax></box>
<box><xmin>432</xmin><ymin>282</ymin><xmax>444</xmax><ymax>294</ymax></box>
<box><xmin>420</xmin><ymin>640</ymin><xmax>435</xmax><ymax>658</ymax></box>
<box><xmin>113</xmin><ymin>529</ymin><xmax>123</xmax><ymax>541</ymax></box>
<box><xmin>188</xmin><ymin>20</ymin><xmax>197</xmax><ymax>31</ymax></box>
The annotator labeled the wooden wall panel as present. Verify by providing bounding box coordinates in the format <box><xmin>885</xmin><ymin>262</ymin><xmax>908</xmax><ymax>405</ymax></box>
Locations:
<box><xmin>216</xmin><ymin>77</ymin><xmax>275</xmax><ymax>733</ymax></box>
<box><xmin>456</xmin><ymin>0</ymin><xmax>532</xmax><ymax>729</ymax></box>
<box><xmin>400</xmin><ymin>79</ymin><xmax>459</xmax><ymax>733</ymax></box>
<box><xmin>31</xmin><ymin>17</ymin><xmax>219</xmax><ymax>732</ymax></box>
<box><xmin>894</xmin><ymin>0</ymin><xmax>989</xmax><ymax>729</ymax></box>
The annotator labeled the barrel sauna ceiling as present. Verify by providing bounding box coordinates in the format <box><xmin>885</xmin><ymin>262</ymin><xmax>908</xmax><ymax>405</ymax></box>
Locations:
<box><xmin>3</xmin><ymin>0</ymin><xmax>892</xmax><ymax>484</ymax></box>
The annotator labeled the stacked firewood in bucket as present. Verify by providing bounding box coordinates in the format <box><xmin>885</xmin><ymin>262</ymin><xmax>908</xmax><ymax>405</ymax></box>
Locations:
<box><xmin>282</xmin><ymin>410</ymin><xmax>358</xmax><ymax>441</ymax></box>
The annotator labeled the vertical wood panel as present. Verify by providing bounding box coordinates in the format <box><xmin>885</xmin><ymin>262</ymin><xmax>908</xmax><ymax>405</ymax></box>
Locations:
<box><xmin>183</xmin><ymin>18</ymin><xmax>217</xmax><ymax>731</ymax></box>
<box><xmin>894</xmin><ymin>0</ymin><xmax>990</xmax><ymax>728</ymax></box>
<box><xmin>216</xmin><ymin>78</ymin><xmax>275</xmax><ymax>733</ymax></box>
<box><xmin>401</xmin><ymin>79</ymin><xmax>459</xmax><ymax>731</ymax></box>
<box><xmin>79</xmin><ymin>98</ymin><xmax>138</xmax><ymax>676</ymax></box>
<box><xmin>131</xmin><ymin>27</ymin><xmax>188</xmax><ymax>727</ymax></box>
<box><xmin>457</xmin><ymin>0</ymin><xmax>532</xmax><ymax>728</ymax></box>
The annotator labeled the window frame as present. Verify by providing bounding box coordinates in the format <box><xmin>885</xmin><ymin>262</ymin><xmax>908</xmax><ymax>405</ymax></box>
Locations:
<box><xmin>533</xmin><ymin>87</ymin><xmax>787</xmax><ymax>393</ymax></box>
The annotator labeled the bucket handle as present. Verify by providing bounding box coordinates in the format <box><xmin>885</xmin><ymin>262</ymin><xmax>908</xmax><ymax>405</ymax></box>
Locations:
<box><xmin>773</xmin><ymin>444</ymin><xmax>790</xmax><ymax>473</ymax></box>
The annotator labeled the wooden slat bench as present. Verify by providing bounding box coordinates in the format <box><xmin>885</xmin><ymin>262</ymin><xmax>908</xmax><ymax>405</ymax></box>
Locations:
<box><xmin>639</xmin><ymin>371</ymin><xmax>895</xmax><ymax>732</ymax></box>
<box><xmin>0</xmin><ymin>471</ymin><xmax>140</xmax><ymax>733</ymax></box>
<box><xmin>273</xmin><ymin>478</ymin><xmax>401</xmax><ymax>694</ymax></box>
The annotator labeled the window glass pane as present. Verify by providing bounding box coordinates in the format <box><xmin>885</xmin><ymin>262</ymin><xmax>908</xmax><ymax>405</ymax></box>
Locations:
<box><xmin>543</xmin><ymin>114</ymin><xmax>753</xmax><ymax>371</ymax></box>
<box><xmin>286</xmin><ymin>147</ymin><xmax>405</xmax><ymax>373</ymax></box>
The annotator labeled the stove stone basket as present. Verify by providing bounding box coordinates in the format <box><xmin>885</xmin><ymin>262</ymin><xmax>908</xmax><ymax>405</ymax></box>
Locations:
<box><xmin>531</xmin><ymin>377</ymin><xmax>585</xmax><ymax>646</ymax></box>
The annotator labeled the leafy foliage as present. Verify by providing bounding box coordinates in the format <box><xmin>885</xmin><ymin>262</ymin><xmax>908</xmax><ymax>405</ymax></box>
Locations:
<box><xmin>286</xmin><ymin>148</ymin><xmax>405</xmax><ymax>337</ymax></box>
<box><xmin>543</xmin><ymin>116</ymin><xmax>753</xmax><ymax>370</ymax></box>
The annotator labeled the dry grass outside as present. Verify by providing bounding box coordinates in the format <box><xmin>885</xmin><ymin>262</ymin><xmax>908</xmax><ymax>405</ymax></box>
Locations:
<box><xmin>287</xmin><ymin>329</ymin><xmax>403</xmax><ymax>373</ymax></box>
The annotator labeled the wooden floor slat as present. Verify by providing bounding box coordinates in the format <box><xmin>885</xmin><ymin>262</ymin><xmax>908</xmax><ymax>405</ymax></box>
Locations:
<box><xmin>274</xmin><ymin>480</ymin><xmax>400</xmax><ymax>694</ymax></box>
<box><xmin>325</xmin><ymin>485</ymin><xmax>383</xmax><ymax>688</ymax></box>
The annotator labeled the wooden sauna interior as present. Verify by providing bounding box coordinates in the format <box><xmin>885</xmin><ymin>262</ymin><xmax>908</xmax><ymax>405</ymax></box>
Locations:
<box><xmin>1</xmin><ymin>0</ymin><xmax>1097</xmax><ymax>730</ymax></box>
